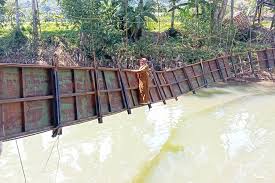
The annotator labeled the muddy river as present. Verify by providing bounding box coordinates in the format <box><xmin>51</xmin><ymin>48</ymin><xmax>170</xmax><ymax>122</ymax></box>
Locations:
<box><xmin>0</xmin><ymin>82</ymin><xmax>274</xmax><ymax>183</ymax></box>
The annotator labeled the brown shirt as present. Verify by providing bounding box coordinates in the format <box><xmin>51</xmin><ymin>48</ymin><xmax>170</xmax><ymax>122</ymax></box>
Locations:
<box><xmin>137</xmin><ymin>64</ymin><xmax>150</xmax><ymax>104</ymax></box>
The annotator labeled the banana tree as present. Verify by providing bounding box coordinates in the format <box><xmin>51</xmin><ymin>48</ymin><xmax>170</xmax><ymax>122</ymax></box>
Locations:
<box><xmin>117</xmin><ymin>0</ymin><xmax>158</xmax><ymax>41</ymax></box>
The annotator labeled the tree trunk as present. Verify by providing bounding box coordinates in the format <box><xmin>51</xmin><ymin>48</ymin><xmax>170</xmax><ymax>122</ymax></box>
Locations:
<box><xmin>195</xmin><ymin>0</ymin><xmax>199</xmax><ymax>18</ymax></box>
<box><xmin>271</xmin><ymin>13</ymin><xmax>275</xmax><ymax>30</ymax></box>
<box><xmin>139</xmin><ymin>0</ymin><xmax>143</xmax><ymax>7</ymax></box>
<box><xmin>213</xmin><ymin>0</ymin><xmax>228</xmax><ymax>31</ymax></box>
<box><xmin>230</xmin><ymin>0</ymin><xmax>234</xmax><ymax>25</ymax></box>
<box><xmin>32</xmin><ymin>0</ymin><xmax>39</xmax><ymax>52</ymax></box>
<box><xmin>135</xmin><ymin>0</ymin><xmax>144</xmax><ymax>40</ymax></box>
<box><xmin>218</xmin><ymin>0</ymin><xmax>228</xmax><ymax>22</ymax></box>
<box><xmin>171</xmin><ymin>0</ymin><xmax>176</xmax><ymax>29</ymax></box>
<box><xmin>124</xmin><ymin>0</ymin><xmax>128</xmax><ymax>45</ymax></box>
<box><xmin>15</xmin><ymin>0</ymin><xmax>20</xmax><ymax>31</ymax></box>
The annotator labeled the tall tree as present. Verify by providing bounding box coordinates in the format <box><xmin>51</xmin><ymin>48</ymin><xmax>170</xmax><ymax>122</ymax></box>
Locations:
<box><xmin>213</xmin><ymin>0</ymin><xmax>228</xmax><ymax>26</ymax></box>
<box><xmin>230</xmin><ymin>0</ymin><xmax>234</xmax><ymax>25</ymax></box>
<box><xmin>0</xmin><ymin>0</ymin><xmax>5</xmax><ymax>25</ymax></box>
<box><xmin>170</xmin><ymin>0</ymin><xmax>177</xmax><ymax>29</ymax></box>
<box><xmin>15</xmin><ymin>0</ymin><xmax>20</xmax><ymax>30</ymax></box>
<box><xmin>127</xmin><ymin>0</ymin><xmax>157</xmax><ymax>41</ymax></box>
<box><xmin>209</xmin><ymin>0</ymin><xmax>228</xmax><ymax>32</ymax></box>
<box><xmin>32</xmin><ymin>0</ymin><xmax>39</xmax><ymax>52</ymax></box>
<box><xmin>168</xmin><ymin>0</ymin><xmax>188</xmax><ymax>29</ymax></box>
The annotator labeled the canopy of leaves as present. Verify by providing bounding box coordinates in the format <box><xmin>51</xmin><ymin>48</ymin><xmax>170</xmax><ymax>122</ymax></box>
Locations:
<box><xmin>61</xmin><ymin>0</ymin><xmax>157</xmax><ymax>57</ymax></box>
<box><xmin>0</xmin><ymin>0</ymin><xmax>6</xmax><ymax>23</ymax></box>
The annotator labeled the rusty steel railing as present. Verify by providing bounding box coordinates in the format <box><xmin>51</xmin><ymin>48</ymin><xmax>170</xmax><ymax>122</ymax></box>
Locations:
<box><xmin>0</xmin><ymin>48</ymin><xmax>274</xmax><ymax>142</ymax></box>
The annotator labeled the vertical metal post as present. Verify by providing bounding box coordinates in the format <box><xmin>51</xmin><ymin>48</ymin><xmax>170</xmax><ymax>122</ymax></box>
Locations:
<box><xmin>215</xmin><ymin>58</ymin><xmax>225</xmax><ymax>82</ymax></box>
<box><xmin>238</xmin><ymin>55</ymin><xmax>244</xmax><ymax>75</ymax></box>
<box><xmin>118</xmin><ymin>69</ymin><xmax>132</xmax><ymax>114</ymax></box>
<box><xmin>72</xmin><ymin>70</ymin><xmax>79</xmax><ymax>120</ymax></box>
<box><xmin>102</xmin><ymin>71</ymin><xmax>112</xmax><ymax>113</ymax></box>
<box><xmin>263</xmin><ymin>49</ymin><xmax>274</xmax><ymax>81</ymax></box>
<box><xmin>247</xmin><ymin>52</ymin><xmax>255</xmax><ymax>76</ymax></box>
<box><xmin>19</xmin><ymin>68</ymin><xmax>26</xmax><ymax>133</ymax></box>
<box><xmin>125</xmin><ymin>71</ymin><xmax>137</xmax><ymax>106</ymax></box>
<box><xmin>222</xmin><ymin>57</ymin><xmax>230</xmax><ymax>79</ymax></box>
<box><xmin>171</xmin><ymin>70</ymin><xmax>184</xmax><ymax>94</ymax></box>
<box><xmin>162</xmin><ymin>72</ymin><xmax>178</xmax><ymax>101</ymax></box>
<box><xmin>182</xmin><ymin>66</ymin><xmax>196</xmax><ymax>94</ymax></box>
<box><xmin>200</xmin><ymin>59</ymin><xmax>208</xmax><ymax>87</ymax></box>
<box><xmin>147</xmin><ymin>73</ymin><xmax>153</xmax><ymax>109</ymax></box>
<box><xmin>207</xmin><ymin>61</ymin><xmax>216</xmax><ymax>82</ymax></box>
<box><xmin>0</xmin><ymin>103</ymin><xmax>4</xmax><ymax>138</ymax></box>
<box><xmin>94</xmin><ymin>67</ymin><xmax>103</xmax><ymax>123</ymax></box>
<box><xmin>52</xmin><ymin>67</ymin><xmax>62</xmax><ymax>137</ymax></box>
<box><xmin>263</xmin><ymin>48</ymin><xmax>271</xmax><ymax>69</ymax></box>
<box><xmin>190</xmin><ymin>65</ymin><xmax>200</xmax><ymax>88</ymax></box>
<box><xmin>229</xmin><ymin>55</ymin><xmax>237</xmax><ymax>77</ymax></box>
<box><xmin>151</xmin><ymin>68</ymin><xmax>166</xmax><ymax>105</ymax></box>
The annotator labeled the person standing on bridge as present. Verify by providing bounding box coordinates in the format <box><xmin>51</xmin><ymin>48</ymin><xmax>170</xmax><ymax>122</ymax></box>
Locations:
<box><xmin>134</xmin><ymin>58</ymin><xmax>150</xmax><ymax>105</ymax></box>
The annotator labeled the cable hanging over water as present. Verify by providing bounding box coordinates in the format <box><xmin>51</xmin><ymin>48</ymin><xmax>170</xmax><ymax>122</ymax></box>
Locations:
<box><xmin>16</xmin><ymin>140</ymin><xmax>27</xmax><ymax>183</ymax></box>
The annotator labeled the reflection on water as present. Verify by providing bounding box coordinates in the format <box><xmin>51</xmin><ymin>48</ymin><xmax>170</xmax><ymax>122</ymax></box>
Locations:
<box><xmin>0</xmin><ymin>82</ymin><xmax>275</xmax><ymax>183</ymax></box>
<box><xmin>221</xmin><ymin>110</ymin><xmax>256</xmax><ymax>159</ymax></box>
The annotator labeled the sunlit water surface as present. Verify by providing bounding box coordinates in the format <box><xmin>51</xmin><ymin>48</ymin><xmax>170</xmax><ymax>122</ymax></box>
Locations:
<box><xmin>0</xmin><ymin>82</ymin><xmax>275</xmax><ymax>183</ymax></box>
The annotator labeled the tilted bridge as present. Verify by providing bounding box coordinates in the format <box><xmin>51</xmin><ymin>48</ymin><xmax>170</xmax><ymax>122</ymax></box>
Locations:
<box><xmin>0</xmin><ymin>48</ymin><xmax>274</xmax><ymax>142</ymax></box>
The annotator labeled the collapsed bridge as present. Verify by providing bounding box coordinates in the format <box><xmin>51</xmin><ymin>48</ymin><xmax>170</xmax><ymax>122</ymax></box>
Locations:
<box><xmin>0</xmin><ymin>48</ymin><xmax>274</xmax><ymax>142</ymax></box>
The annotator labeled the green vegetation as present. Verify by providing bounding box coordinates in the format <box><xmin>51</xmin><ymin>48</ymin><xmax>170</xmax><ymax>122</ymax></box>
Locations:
<box><xmin>0</xmin><ymin>0</ymin><xmax>274</xmax><ymax>66</ymax></box>
<box><xmin>146</xmin><ymin>15</ymin><xmax>182</xmax><ymax>32</ymax></box>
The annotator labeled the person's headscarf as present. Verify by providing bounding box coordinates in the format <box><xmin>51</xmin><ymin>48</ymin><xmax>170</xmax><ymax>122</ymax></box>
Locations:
<box><xmin>139</xmin><ymin>58</ymin><xmax>148</xmax><ymax>66</ymax></box>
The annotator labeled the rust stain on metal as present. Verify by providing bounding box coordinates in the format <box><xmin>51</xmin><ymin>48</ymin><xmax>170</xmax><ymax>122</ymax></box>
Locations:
<box><xmin>77</xmin><ymin>95</ymin><xmax>96</xmax><ymax>119</ymax></box>
<box><xmin>23</xmin><ymin>68</ymin><xmax>50</xmax><ymax>97</ymax></box>
<box><xmin>25</xmin><ymin>100</ymin><xmax>52</xmax><ymax>131</ymax></box>
<box><xmin>0</xmin><ymin>68</ymin><xmax>20</xmax><ymax>99</ymax></box>
<box><xmin>1</xmin><ymin>103</ymin><xmax>22</xmax><ymax>136</ymax></box>
<box><xmin>59</xmin><ymin>70</ymin><xmax>73</xmax><ymax>94</ymax></box>
<box><xmin>60</xmin><ymin>97</ymin><xmax>75</xmax><ymax>123</ymax></box>
<box><xmin>74</xmin><ymin>70</ymin><xmax>93</xmax><ymax>92</ymax></box>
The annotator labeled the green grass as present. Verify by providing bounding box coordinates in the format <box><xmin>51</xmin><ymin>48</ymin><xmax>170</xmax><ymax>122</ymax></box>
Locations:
<box><xmin>0</xmin><ymin>22</ymin><xmax>79</xmax><ymax>55</ymax></box>
<box><xmin>0</xmin><ymin>16</ymin><xmax>177</xmax><ymax>43</ymax></box>
<box><xmin>261</xmin><ymin>20</ymin><xmax>272</xmax><ymax>28</ymax></box>
<box><xmin>0</xmin><ymin>22</ymin><xmax>79</xmax><ymax>47</ymax></box>
<box><xmin>40</xmin><ymin>22</ymin><xmax>79</xmax><ymax>45</ymax></box>
<box><xmin>146</xmin><ymin>15</ymin><xmax>182</xmax><ymax>32</ymax></box>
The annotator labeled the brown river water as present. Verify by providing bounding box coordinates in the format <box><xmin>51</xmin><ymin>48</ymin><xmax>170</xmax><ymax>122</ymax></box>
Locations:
<box><xmin>0</xmin><ymin>82</ymin><xmax>274</xmax><ymax>183</ymax></box>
